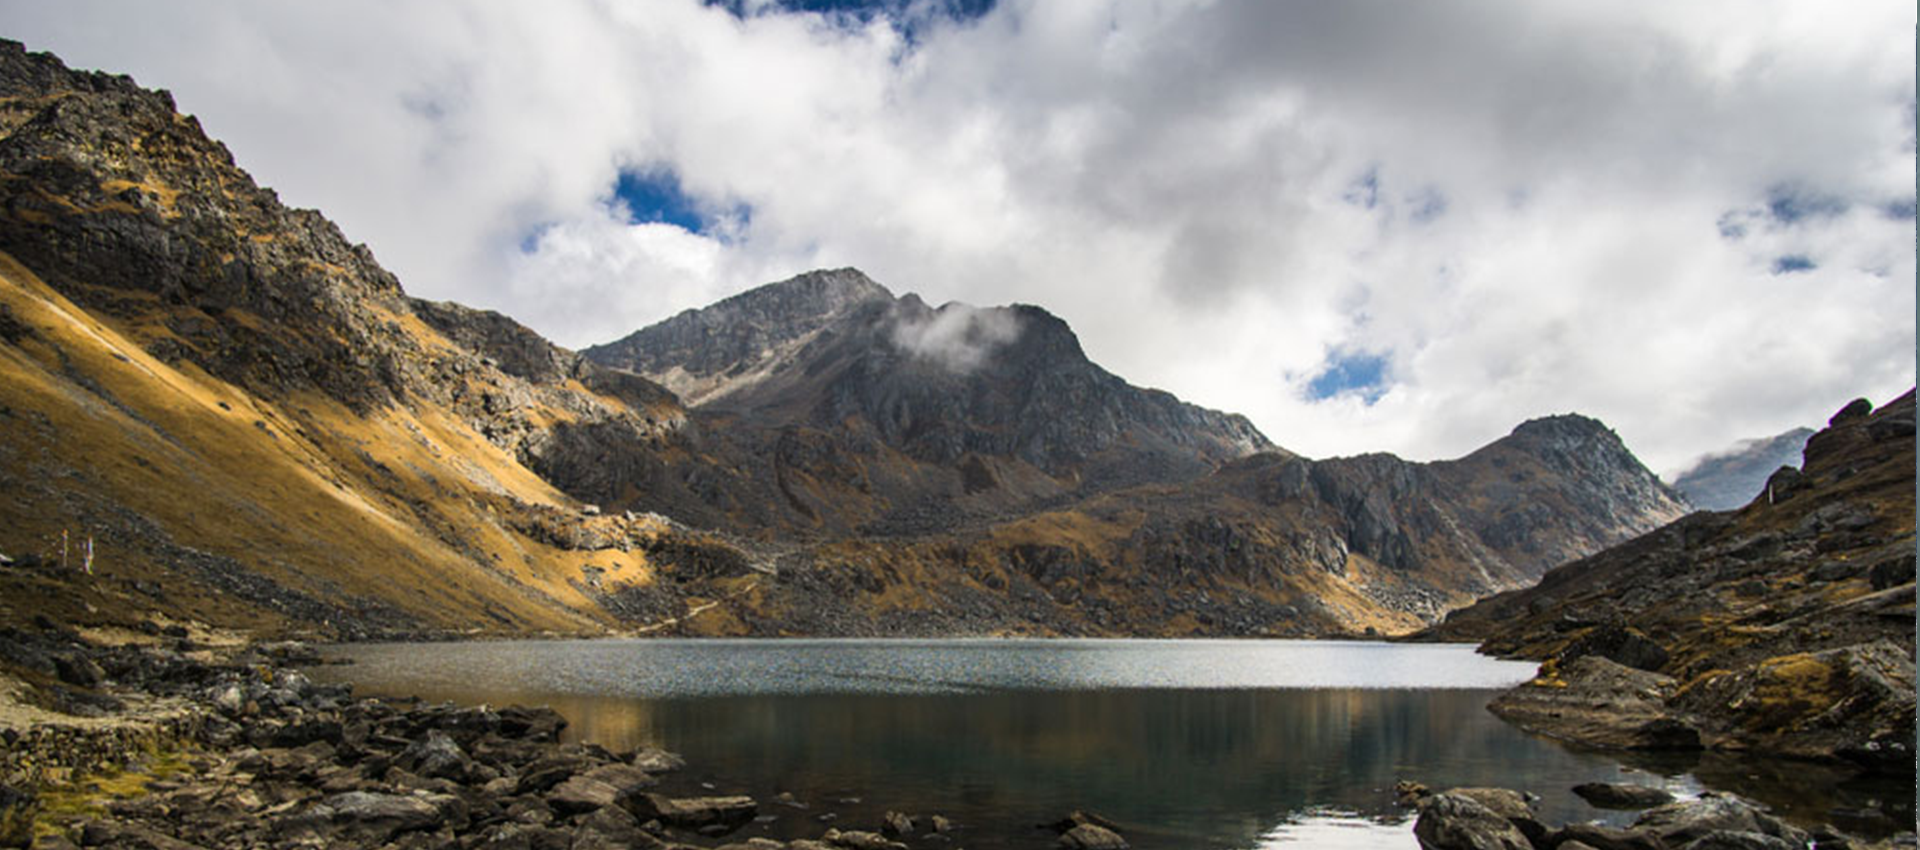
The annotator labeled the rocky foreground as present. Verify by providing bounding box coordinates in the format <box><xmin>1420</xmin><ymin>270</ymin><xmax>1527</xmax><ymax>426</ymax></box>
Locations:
<box><xmin>1402</xmin><ymin>782</ymin><xmax>1913</xmax><ymax>850</ymax></box>
<box><xmin>0</xmin><ymin>623</ymin><xmax>1138</xmax><ymax>850</ymax></box>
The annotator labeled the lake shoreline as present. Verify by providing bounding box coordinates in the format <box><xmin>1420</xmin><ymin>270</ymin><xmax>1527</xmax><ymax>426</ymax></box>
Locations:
<box><xmin>2</xmin><ymin>627</ymin><xmax>1911</xmax><ymax>849</ymax></box>
<box><xmin>4</xmin><ymin>626</ymin><xmax>1136</xmax><ymax>849</ymax></box>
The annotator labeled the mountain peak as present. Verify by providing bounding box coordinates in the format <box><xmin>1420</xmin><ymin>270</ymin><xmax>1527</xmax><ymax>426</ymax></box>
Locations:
<box><xmin>717</xmin><ymin>267</ymin><xmax>893</xmax><ymax>316</ymax></box>
<box><xmin>1509</xmin><ymin>412</ymin><xmax>1615</xmax><ymax>442</ymax></box>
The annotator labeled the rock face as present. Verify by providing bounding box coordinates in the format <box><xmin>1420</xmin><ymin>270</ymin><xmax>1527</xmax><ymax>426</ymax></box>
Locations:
<box><xmin>1431</xmin><ymin>391</ymin><xmax>1916</xmax><ymax>775</ymax></box>
<box><xmin>0</xmin><ymin>39</ymin><xmax>1692</xmax><ymax>640</ymax></box>
<box><xmin>583</xmin><ymin>268</ymin><xmax>1276</xmax><ymax>516</ymax></box>
<box><xmin>1670</xmin><ymin>427</ymin><xmax>1816</xmax><ymax>511</ymax></box>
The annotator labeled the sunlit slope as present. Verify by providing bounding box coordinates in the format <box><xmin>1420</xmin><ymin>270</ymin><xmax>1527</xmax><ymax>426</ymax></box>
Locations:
<box><xmin>0</xmin><ymin>251</ymin><xmax>668</xmax><ymax>634</ymax></box>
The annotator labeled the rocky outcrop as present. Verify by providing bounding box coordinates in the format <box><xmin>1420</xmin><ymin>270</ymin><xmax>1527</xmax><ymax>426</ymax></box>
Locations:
<box><xmin>1409</xmin><ymin>785</ymin><xmax>1844</xmax><ymax>850</ymax></box>
<box><xmin>1430</xmin><ymin>391</ymin><xmax>1916</xmax><ymax>774</ymax></box>
<box><xmin>1670</xmin><ymin>427</ymin><xmax>1815</xmax><ymax>511</ymax></box>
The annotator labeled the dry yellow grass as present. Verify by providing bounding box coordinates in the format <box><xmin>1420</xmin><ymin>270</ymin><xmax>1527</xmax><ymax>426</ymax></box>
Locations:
<box><xmin>0</xmin><ymin>249</ymin><xmax>653</xmax><ymax>634</ymax></box>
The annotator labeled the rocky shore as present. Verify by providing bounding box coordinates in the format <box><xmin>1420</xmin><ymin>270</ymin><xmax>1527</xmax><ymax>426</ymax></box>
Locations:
<box><xmin>1401</xmin><ymin>781</ymin><xmax>1914</xmax><ymax>850</ymax></box>
<box><xmin>0</xmin><ymin>622</ymin><xmax>1146</xmax><ymax>850</ymax></box>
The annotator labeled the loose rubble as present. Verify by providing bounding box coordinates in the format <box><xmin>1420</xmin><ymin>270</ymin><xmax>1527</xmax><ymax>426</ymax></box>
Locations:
<box><xmin>0</xmin><ymin>626</ymin><xmax>1000</xmax><ymax>850</ymax></box>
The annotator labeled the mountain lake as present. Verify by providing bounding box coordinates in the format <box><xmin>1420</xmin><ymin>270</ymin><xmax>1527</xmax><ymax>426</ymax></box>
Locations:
<box><xmin>306</xmin><ymin>639</ymin><xmax>1910</xmax><ymax>848</ymax></box>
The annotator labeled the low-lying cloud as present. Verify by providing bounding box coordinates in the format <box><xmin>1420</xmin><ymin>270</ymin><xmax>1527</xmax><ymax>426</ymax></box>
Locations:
<box><xmin>890</xmin><ymin>303</ymin><xmax>1022</xmax><ymax>374</ymax></box>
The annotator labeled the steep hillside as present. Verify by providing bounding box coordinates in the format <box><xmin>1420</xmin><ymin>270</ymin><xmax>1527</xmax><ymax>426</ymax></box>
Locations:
<box><xmin>1428</xmin><ymin>392</ymin><xmax>1915</xmax><ymax>774</ymax></box>
<box><xmin>0</xmin><ymin>40</ymin><xmax>1691</xmax><ymax>640</ymax></box>
<box><xmin>0</xmin><ymin>40</ymin><xmax>711</xmax><ymax>638</ymax></box>
<box><xmin>1669</xmin><ymin>426</ymin><xmax>1815</xmax><ymax>510</ymax></box>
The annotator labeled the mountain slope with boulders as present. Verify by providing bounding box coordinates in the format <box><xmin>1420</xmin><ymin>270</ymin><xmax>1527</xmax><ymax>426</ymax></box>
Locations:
<box><xmin>1427</xmin><ymin>391</ymin><xmax>1916</xmax><ymax>777</ymax></box>
<box><xmin>0</xmin><ymin>39</ymin><xmax>1687</xmax><ymax>640</ymax></box>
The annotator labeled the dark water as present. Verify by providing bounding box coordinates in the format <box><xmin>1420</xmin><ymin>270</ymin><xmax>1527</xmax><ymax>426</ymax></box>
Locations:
<box><xmin>308</xmin><ymin>639</ymin><xmax>1909</xmax><ymax>848</ymax></box>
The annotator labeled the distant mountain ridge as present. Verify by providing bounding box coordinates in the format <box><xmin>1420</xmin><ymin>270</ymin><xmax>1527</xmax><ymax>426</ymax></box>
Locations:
<box><xmin>1669</xmin><ymin>426</ymin><xmax>1816</xmax><ymax>510</ymax></box>
<box><xmin>0</xmin><ymin>39</ymin><xmax>1689</xmax><ymax>640</ymax></box>
<box><xmin>585</xmin><ymin>268</ymin><xmax>1275</xmax><ymax>479</ymax></box>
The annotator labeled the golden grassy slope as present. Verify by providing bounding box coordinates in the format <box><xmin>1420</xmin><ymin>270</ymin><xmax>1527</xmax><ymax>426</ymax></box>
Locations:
<box><xmin>0</xmin><ymin>249</ymin><xmax>670</xmax><ymax>637</ymax></box>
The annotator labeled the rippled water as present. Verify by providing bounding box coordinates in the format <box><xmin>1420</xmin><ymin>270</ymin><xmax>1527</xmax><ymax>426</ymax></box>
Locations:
<box><xmin>308</xmin><ymin>639</ymin><xmax>1903</xmax><ymax>848</ymax></box>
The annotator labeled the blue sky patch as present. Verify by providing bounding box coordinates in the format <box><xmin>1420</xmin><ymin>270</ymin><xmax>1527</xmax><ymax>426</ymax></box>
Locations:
<box><xmin>1343</xmin><ymin>167</ymin><xmax>1380</xmax><ymax>209</ymax></box>
<box><xmin>1765</xmin><ymin>184</ymin><xmax>1848</xmax><ymax>225</ymax></box>
<box><xmin>1408</xmin><ymin>188</ymin><xmax>1448</xmax><ymax>224</ymax></box>
<box><xmin>1771</xmin><ymin>254</ymin><xmax>1816</xmax><ymax>274</ymax></box>
<box><xmin>706</xmin><ymin>0</ymin><xmax>994</xmax><ymax>42</ymax></box>
<box><xmin>1307</xmin><ymin>351</ymin><xmax>1389</xmax><ymax>404</ymax></box>
<box><xmin>613</xmin><ymin>169</ymin><xmax>707</xmax><ymax>232</ymax></box>
<box><xmin>609</xmin><ymin>168</ymin><xmax>752</xmax><ymax>240</ymax></box>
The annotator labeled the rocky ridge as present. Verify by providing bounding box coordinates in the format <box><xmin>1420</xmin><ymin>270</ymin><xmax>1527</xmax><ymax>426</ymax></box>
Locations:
<box><xmin>1426</xmin><ymin>391</ymin><xmax>1916</xmax><ymax>776</ymax></box>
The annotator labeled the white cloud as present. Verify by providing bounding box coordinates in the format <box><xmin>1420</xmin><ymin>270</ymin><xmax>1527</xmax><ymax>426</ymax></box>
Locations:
<box><xmin>1</xmin><ymin>0</ymin><xmax>1911</xmax><ymax>472</ymax></box>
<box><xmin>889</xmin><ymin>302</ymin><xmax>1023</xmax><ymax>373</ymax></box>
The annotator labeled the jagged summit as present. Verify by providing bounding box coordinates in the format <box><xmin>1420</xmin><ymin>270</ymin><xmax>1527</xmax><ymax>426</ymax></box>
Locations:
<box><xmin>585</xmin><ymin>268</ymin><xmax>891</xmax><ymax>405</ymax></box>
<box><xmin>584</xmin><ymin>269</ymin><xmax>1277</xmax><ymax>482</ymax></box>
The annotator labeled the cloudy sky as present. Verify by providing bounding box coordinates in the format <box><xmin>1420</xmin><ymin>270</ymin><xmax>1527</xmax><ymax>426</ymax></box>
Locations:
<box><xmin>3</xmin><ymin>1</ymin><xmax>1913</xmax><ymax>474</ymax></box>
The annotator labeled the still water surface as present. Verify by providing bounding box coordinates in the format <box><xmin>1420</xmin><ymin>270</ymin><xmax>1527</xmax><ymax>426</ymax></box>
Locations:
<box><xmin>306</xmin><ymin>639</ymin><xmax>1769</xmax><ymax>848</ymax></box>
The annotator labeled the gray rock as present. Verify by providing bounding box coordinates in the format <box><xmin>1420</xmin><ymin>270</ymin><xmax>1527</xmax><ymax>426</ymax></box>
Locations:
<box><xmin>324</xmin><ymin>791</ymin><xmax>444</xmax><ymax>842</ymax></box>
<box><xmin>628</xmin><ymin>746</ymin><xmax>686</xmax><ymax>774</ymax></box>
<box><xmin>1549</xmin><ymin>822</ymin><xmax>1664</xmax><ymax>850</ymax></box>
<box><xmin>822</xmin><ymin>828</ymin><xmax>908</xmax><ymax>850</ymax></box>
<box><xmin>400</xmin><ymin>730</ymin><xmax>470</xmax><ymax>781</ymax></box>
<box><xmin>880</xmin><ymin>810</ymin><xmax>914</xmax><ymax>836</ymax></box>
<box><xmin>1632</xmin><ymin>795</ymin><xmax>1809</xmax><ymax>848</ymax></box>
<box><xmin>546</xmin><ymin>762</ymin><xmax>656</xmax><ymax>815</ymax></box>
<box><xmin>1681</xmin><ymin>831</ymin><xmax>1801</xmax><ymax>850</ymax></box>
<box><xmin>1412</xmin><ymin>792</ymin><xmax>1532</xmax><ymax>850</ymax></box>
<box><xmin>1869</xmin><ymin>552</ymin><xmax>1915</xmax><ymax>590</ymax></box>
<box><xmin>624</xmin><ymin>793</ymin><xmax>756</xmax><ymax>831</ymax></box>
<box><xmin>1058</xmin><ymin>823</ymin><xmax>1129</xmax><ymax>849</ymax></box>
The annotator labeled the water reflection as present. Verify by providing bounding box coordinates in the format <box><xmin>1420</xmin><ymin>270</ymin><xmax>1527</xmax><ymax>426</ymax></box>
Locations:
<box><xmin>309</xmin><ymin>640</ymin><xmax>1908</xmax><ymax>848</ymax></box>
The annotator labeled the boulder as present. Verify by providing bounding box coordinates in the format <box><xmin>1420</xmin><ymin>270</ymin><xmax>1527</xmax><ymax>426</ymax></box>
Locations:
<box><xmin>624</xmin><ymin>793</ymin><xmax>756</xmax><ymax>831</ymax></box>
<box><xmin>1547</xmin><ymin>822</ymin><xmax>1663</xmax><ymax>850</ymax></box>
<box><xmin>822</xmin><ymin>828</ymin><xmax>908</xmax><ymax>850</ymax></box>
<box><xmin>1868</xmin><ymin>552</ymin><xmax>1915</xmax><ymax>590</ymax></box>
<box><xmin>1572</xmin><ymin>782</ymin><xmax>1677</xmax><ymax>810</ymax></box>
<box><xmin>1631</xmin><ymin>795</ymin><xmax>1809</xmax><ymax>848</ymax></box>
<box><xmin>1412</xmin><ymin>792</ymin><xmax>1532</xmax><ymax>850</ymax></box>
<box><xmin>628</xmin><ymin>746</ymin><xmax>686</xmax><ymax>773</ymax></box>
<box><xmin>399</xmin><ymin>730</ymin><xmax>471</xmax><ymax>781</ymax></box>
<box><xmin>880</xmin><ymin>811</ymin><xmax>915</xmax><ymax>836</ymax></box>
<box><xmin>570</xmin><ymin>805</ymin><xmax>651</xmax><ymax>850</ymax></box>
<box><xmin>1680</xmin><ymin>831</ymin><xmax>1800</xmax><ymax>850</ymax></box>
<box><xmin>1058</xmin><ymin>823</ymin><xmax>1129</xmax><ymax>849</ymax></box>
<box><xmin>323</xmin><ymin>791</ymin><xmax>446</xmax><ymax>842</ymax></box>
<box><xmin>1561</xmin><ymin>624</ymin><xmax>1670</xmax><ymax>673</ymax></box>
<box><xmin>496</xmin><ymin>705</ymin><xmax>568</xmax><ymax>741</ymax></box>
<box><xmin>1444</xmin><ymin>787</ymin><xmax>1546</xmax><ymax>845</ymax></box>
<box><xmin>548</xmin><ymin>763</ymin><xmax>657</xmax><ymax>815</ymax></box>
